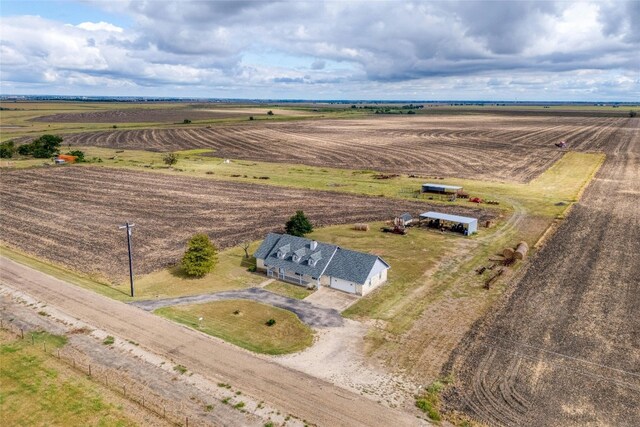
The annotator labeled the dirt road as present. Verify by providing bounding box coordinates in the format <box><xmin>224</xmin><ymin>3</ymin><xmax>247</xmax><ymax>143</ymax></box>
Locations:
<box><xmin>444</xmin><ymin>118</ymin><xmax>640</xmax><ymax>425</ymax></box>
<box><xmin>0</xmin><ymin>257</ymin><xmax>425</xmax><ymax>427</ymax></box>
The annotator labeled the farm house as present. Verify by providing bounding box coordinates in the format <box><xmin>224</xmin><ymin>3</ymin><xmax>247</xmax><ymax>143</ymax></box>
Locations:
<box><xmin>421</xmin><ymin>183</ymin><xmax>462</xmax><ymax>194</ymax></box>
<box><xmin>419</xmin><ymin>211</ymin><xmax>478</xmax><ymax>235</ymax></box>
<box><xmin>254</xmin><ymin>233</ymin><xmax>390</xmax><ymax>296</ymax></box>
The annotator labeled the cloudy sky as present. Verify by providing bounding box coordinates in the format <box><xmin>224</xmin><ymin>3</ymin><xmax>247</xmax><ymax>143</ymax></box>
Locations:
<box><xmin>1</xmin><ymin>0</ymin><xmax>638</xmax><ymax>100</ymax></box>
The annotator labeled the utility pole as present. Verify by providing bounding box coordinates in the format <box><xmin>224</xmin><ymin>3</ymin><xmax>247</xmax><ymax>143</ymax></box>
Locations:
<box><xmin>119</xmin><ymin>222</ymin><xmax>135</xmax><ymax>297</ymax></box>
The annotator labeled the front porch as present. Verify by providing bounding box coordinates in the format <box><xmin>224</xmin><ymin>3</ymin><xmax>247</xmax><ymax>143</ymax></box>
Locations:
<box><xmin>266</xmin><ymin>266</ymin><xmax>317</xmax><ymax>288</ymax></box>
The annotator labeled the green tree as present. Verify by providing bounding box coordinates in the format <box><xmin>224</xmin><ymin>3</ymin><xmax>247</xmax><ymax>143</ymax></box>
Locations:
<box><xmin>267</xmin><ymin>110</ymin><xmax>274</xmax><ymax>116</ymax></box>
<box><xmin>0</xmin><ymin>140</ymin><xmax>15</xmax><ymax>158</ymax></box>
<box><xmin>630</xmin><ymin>110</ymin><xmax>637</xmax><ymax>118</ymax></box>
<box><xmin>27</xmin><ymin>134</ymin><xmax>63</xmax><ymax>158</ymax></box>
<box><xmin>182</xmin><ymin>234</ymin><xmax>218</xmax><ymax>277</ymax></box>
<box><xmin>17</xmin><ymin>144</ymin><xmax>32</xmax><ymax>156</ymax></box>
<box><xmin>285</xmin><ymin>210</ymin><xmax>313</xmax><ymax>237</ymax></box>
<box><xmin>163</xmin><ymin>152</ymin><xmax>178</xmax><ymax>166</ymax></box>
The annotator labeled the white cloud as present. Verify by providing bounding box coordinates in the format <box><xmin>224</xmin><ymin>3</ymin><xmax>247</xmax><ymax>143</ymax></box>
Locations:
<box><xmin>0</xmin><ymin>1</ymin><xmax>638</xmax><ymax>100</ymax></box>
<box><xmin>76</xmin><ymin>21</ymin><xmax>124</xmax><ymax>32</ymax></box>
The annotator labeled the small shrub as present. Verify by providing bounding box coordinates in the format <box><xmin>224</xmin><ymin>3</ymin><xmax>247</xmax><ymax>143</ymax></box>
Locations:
<box><xmin>264</xmin><ymin>422</ymin><xmax>274</xmax><ymax>427</ymax></box>
<box><xmin>234</xmin><ymin>401</ymin><xmax>245</xmax><ymax>409</ymax></box>
<box><xmin>204</xmin><ymin>404</ymin><xmax>214</xmax><ymax>412</ymax></box>
<box><xmin>267</xmin><ymin>110</ymin><xmax>274</xmax><ymax>116</ymax></box>
<box><xmin>247</xmin><ymin>265</ymin><xmax>257</xmax><ymax>272</ymax></box>
<box><xmin>630</xmin><ymin>110</ymin><xmax>637</xmax><ymax>118</ymax></box>
<box><xmin>67</xmin><ymin>150</ymin><xmax>85</xmax><ymax>162</ymax></box>
<box><xmin>266</xmin><ymin>319</ymin><xmax>276</xmax><ymax>327</ymax></box>
<box><xmin>249</xmin><ymin>116</ymin><xmax>254</xmax><ymax>120</ymax></box>
<box><xmin>37</xmin><ymin>311</ymin><xmax>49</xmax><ymax>317</ymax></box>
<box><xmin>103</xmin><ymin>336</ymin><xmax>115</xmax><ymax>345</ymax></box>
<box><xmin>0</xmin><ymin>140</ymin><xmax>15</xmax><ymax>158</ymax></box>
<box><xmin>173</xmin><ymin>364</ymin><xmax>188</xmax><ymax>374</ymax></box>
<box><xmin>183</xmin><ymin>119</ymin><xmax>192</xmax><ymax>124</ymax></box>
<box><xmin>217</xmin><ymin>382</ymin><xmax>232</xmax><ymax>389</ymax></box>
<box><xmin>163</xmin><ymin>152</ymin><xmax>178</xmax><ymax>166</ymax></box>
<box><xmin>233</xmin><ymin>310</ymin><xmax>241</xmax><ymax>315</ymax></box>
<box><xmin>112</xmin><ymin>125</ymin><xmax>118</xmax><ymax>129</ymax></box>
<box><xmin>221</xmin><ymin>397</ymin><xmax>231</xmax><ymax>404</ymax></box>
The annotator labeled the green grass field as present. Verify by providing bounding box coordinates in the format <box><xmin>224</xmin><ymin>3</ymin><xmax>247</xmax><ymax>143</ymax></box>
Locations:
<box><xmin>155</xmin><ymin>299</ymin><xmax>313</xmax><ymax>354</ymax></box>
<box><xmin>0</xmin><ymin>330</ymin><xmax>134</xmax><ymax>426</ymax></box>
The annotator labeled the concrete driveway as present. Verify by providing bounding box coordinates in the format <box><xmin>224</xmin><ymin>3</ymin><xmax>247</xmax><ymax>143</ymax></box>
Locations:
<box><xmin>303</xmin><ymin>287</ymin><xmax>359</xmax><ymax>312</ymax></box>
<box><xmin>130</xmin><ymin>287</ymin><xmax>343</xmax><ymax>328</ymax></box>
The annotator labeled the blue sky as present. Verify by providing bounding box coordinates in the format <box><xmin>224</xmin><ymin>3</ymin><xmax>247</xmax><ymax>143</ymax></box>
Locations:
<box><xmin>1</xmin><ymin>1</ymin><xmax>638</xmax><ymax>101</ymax></box>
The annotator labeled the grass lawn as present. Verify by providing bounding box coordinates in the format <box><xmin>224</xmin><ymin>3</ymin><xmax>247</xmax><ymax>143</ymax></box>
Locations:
<box><xmin>264</xmin><ymin>281</ymin><xmax>315</xmax><ymax>300</ymax></box>
<box><xmin>113</xmin><ymin>245</ymin><xmax>263</xmax><ymax>300</ymax></box>
<box><xmin>155</xmin><ymin>299</ymin><xmax>313</xmax><ymax>355</ymax></box>
<box><xmin>0</xmin><ymin>330</ymin><xmax>134</xmax><ymax>426</ymax></box>
<box><xmin>1</xmin><ymin>243</ymin><xmax>262</xmax><ymax>302</ymax></box>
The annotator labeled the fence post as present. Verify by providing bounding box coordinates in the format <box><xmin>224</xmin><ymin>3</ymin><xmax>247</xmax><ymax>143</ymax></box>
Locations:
<box><xmin>89</xmin><ymin>365</ymin><xmax>92</xmax><ymax>377</ymax></box>
<box><xmin>163</xmin><ymin>406</ymin><xmax>166</xmax><ymax>418</ymax></box>
<box><xmin>142</xmin><ymin>397</ymin><xmax>145</xmax><ymax>408</ymax></box>
<box><xmin>123</xmin><ymin>385</ymin><xmax>126</xmax><ymax>397</ymax></box>
<box><xmin>105</xmin><ymin>374</ymin><xmax>108</xmax><ymax>387</ymax></box>
<box><xmin>57</xmin><ymin>349</ymin><xmax>60</xmax><ymax>358</ymax></box>
<box><xmin>43</xmin><ymin>342</ymin><xmax>47</xmax><ymax>353</ymax></box>
<box><xmin>21</xmin><ymin>329</ymin><xmax>24</xmax><ymax>339</ymax></box>
<box><xmin>31</xmin><ymin>334</ymin><xmax>35</xmax><ymax>344</ymax></box>
<box><xmin>73</xmin><ymin>358</ymin><xmax>75</xmax><ymax>368</ymax></box>
<box><xmin>186</xmin><ymin>417</ymin><xmax>189</xmax><ymax>427</ymax></box>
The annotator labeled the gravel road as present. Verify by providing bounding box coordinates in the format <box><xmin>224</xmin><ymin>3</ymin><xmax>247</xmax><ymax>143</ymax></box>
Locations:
<box><xmin>0</xmin><ymin>257</ymin><xmax>426</xmax><ymax>427</ymax></box>
<box><xmin>131</xmin><ymin>288</ymin><xmax>344</xmax><ymax>328</ymax></box>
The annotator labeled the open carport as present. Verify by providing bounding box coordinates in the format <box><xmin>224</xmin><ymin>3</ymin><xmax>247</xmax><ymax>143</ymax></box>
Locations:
<box><xmin>419</xmin><ymin>211</ymin><xmax>478</xmax><ymax>235</ymax></box>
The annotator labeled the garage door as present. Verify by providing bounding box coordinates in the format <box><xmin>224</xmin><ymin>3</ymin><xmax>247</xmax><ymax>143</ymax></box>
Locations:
<box><xmin>330</xmin><ymin>277</ymin><xmax>356</xmax><ymax>294</ymax></box>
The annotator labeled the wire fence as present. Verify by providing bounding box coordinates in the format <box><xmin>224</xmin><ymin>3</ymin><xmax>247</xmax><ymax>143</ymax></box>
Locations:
<box><xmin>0</xmin><ymin>320</ymin><xmax>208</xmax><ymax>427</ymax></box>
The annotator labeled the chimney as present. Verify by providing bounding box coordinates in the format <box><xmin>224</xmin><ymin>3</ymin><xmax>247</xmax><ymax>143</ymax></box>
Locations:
<box><xmin>310</xmin><ymin>241</ymin><xmax>318</xmax><ymax>250</ymax></box>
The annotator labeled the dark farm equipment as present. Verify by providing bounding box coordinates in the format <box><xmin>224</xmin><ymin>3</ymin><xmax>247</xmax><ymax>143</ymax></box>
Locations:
<box><xmin>555</xmin><ymin>140</ymin><xmax>567</xmax><ymax>148</ymax></box>
<box><xmin>381</xmin><ymin>224</ymin><xmax>407</xmax><ymax>235</ymax></box>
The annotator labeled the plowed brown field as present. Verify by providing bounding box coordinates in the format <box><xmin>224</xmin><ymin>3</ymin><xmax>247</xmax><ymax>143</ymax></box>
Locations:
<box><xmin>59</xmin><ymin>115</ymin><xmax>624</xmax><ymax>182</ymax></box>
<box><xmin>0</xmin><ymin>167</ymin><xmax>491</xmax><ymax>281</ymax></box>
<box><xmin>443</xmin><ymin>118</ymin><xmax>640</xmax><ymax>426</ymax></box>
<box><xmin>29</xmin><ymin>107</ymin><xmax>244</xmax><ymax>123</ymax></box>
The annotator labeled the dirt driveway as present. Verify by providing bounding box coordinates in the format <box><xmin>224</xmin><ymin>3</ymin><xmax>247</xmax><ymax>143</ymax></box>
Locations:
<box><xmin>131</xmin><ymin>288</ymin><xmax>344</xmax><ymax>328</ymax></box>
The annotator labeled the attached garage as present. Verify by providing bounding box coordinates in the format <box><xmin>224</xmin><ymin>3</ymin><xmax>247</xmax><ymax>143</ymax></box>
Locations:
<box><xmin>329</xmin><ymin>277</ymin><xmax>357</xmax><ymax>293</ymax></box>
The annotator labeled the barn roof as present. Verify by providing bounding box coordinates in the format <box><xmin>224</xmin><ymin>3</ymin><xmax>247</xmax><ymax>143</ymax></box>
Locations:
<box><xmin>419</xmin><ymin>211</ymin><xmax>477</xmax><ymax>224</ymax></box>
<box><xmin>421</xmin><ymin>183</ymin><xmax>462</xmax><ymax>190</ymax></box>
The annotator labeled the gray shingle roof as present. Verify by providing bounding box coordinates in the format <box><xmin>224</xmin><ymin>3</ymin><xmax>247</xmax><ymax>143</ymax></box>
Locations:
<box><xmin>254</xmin><ymin>233</ymin><xmax>389</xmax><ymax>284</ymax></box>
<box><xmin>324</xmin><ymin>248</ymin><xmax>385</xmax><ymax>284</ymax></box>
<box><xmin>254</xmin><ymin>233</ymin><xmax>337</xmax><ymax>279</ymax></box>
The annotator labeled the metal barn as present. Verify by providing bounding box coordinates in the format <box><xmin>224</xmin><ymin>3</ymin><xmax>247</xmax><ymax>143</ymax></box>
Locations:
<box><xmin>421</xmin><ymin>183</ymin><xmax>463</xmax><ymax>194</ymax></box>
<box><xmin>419</xmin><ymin>211</ymin><xmax>478</xmax><ymax>235</ymax></box>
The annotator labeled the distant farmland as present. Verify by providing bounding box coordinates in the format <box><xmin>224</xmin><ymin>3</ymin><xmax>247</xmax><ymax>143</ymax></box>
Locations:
<box><xmin>58</xmin><ymin>115</ymin><xmax>624</xmax><ymax>182</ymax></box>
